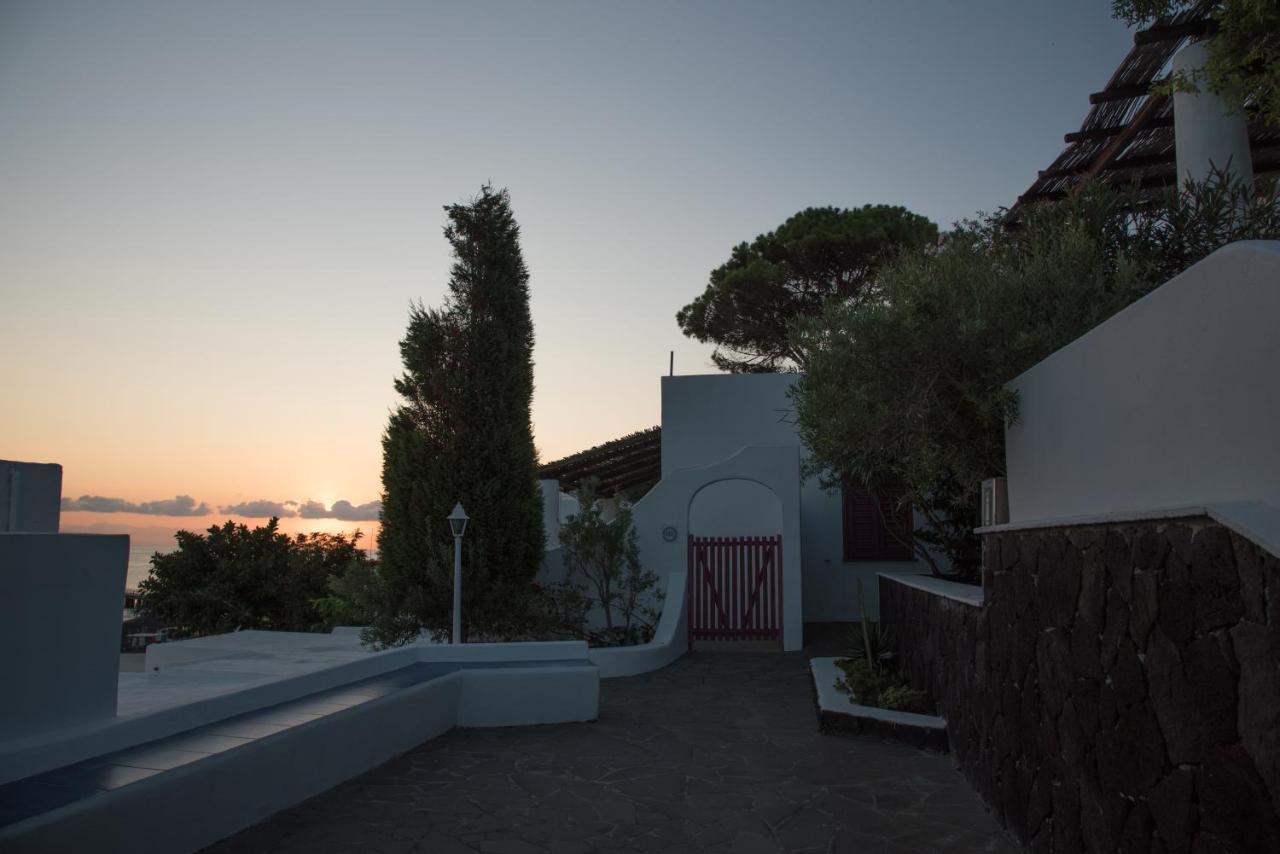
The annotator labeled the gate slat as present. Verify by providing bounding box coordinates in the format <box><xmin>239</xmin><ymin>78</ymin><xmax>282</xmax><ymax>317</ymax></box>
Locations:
<box><xmin>688</xmin><ymin>534</ymin><xmax>781</xmax><ymax>643</ymax></box>
<box><xmin>732</xmin><ymin>537</ymin><xmax>741</xmax><ymax>640</ymax></box>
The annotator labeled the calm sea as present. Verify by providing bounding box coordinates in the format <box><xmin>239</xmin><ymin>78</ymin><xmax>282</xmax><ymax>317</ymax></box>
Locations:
<box><xmin>127</xmin><ymin>544</ymin><xmax>169</xmax><ymax>590</ymax></box>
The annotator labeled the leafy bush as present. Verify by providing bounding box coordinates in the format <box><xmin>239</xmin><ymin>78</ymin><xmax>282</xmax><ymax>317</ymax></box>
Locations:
<box><xmin>793</xmin><ymin>174</ymin><xmax>1280</xmax><ymax>580</ymax></box>
<box><xmin>834</xmin><ymin>657</ymin><xmax>929</xmax><ymax>714</ymax></box>
<box><xmin>139</xmin><ymin>518</ymin><xmax>374</xmax><ymax>636</ymax></box>
<box><xmin>555</xmin><ymin>480</ymin><xmax>663</xmax><ymax>646</ymax></box>
<box><xmin>312</xmin><ymin>559</ymin><xmax>385</xmax><ymax>629</ymax></box>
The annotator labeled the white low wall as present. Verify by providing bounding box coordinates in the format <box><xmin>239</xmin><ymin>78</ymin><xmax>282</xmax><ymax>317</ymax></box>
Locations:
<box><xmin>1005</xmin><ymin>241</ymin><xmax>1280</xmax><ymax>524</ymax></box>
<box><xmin>0</xmin><ymin>533</ymin><xmax>128</xmax><ymax>741</ymax></box>
<box><xmin>2</xmin><ymin>637</ymin><xmax>591</xmax><ymax>786</ymax></box>
<box><xmin>458</xmin><ymin>666</ymin><xmax>599</xmax><ymax>726</ymax></box>
<box><xmin>2</xmin><ymin>673</ymin><xmax>465</xmax><ymax>854</ymax></box>
<box><xmin>1</xmin><ymin>658</ymin><xmax>599</xmax><ymax>853</ymax></box>
<box><xmin>589</xmin><ymin>570</ymin><xmax>689</xmax><ymax>678</ymax></box>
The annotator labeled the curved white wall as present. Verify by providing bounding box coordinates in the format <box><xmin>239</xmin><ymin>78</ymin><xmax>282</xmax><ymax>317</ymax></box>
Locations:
<box><xmin>589</xmin><ymin>570</ymin><xmax>688</xmax><ymax>678</ymax></box>
<box><xmin>688</xmin><ymin>478</ymin><xmax>783</xmax><ymax>537</ymax></box>
<box><xmin>655</xmin><ymin>373</ymin><xmax>930</xmax><ymax>625</ymax></box>
<box><xmin>1004</xmin><ymin>241</ymin><xmax>1280</xmax><ymax>523</ymax></box>
<box><xmin>631</xmin><ymin>444</ymin><xmax>805</xmax><ymax>650</ymax></box>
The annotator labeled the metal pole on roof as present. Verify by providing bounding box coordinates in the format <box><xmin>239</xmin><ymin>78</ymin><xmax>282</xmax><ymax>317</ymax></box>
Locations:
<box><xmin>669</xmin><ymin>351</ymin><xmax>674</xmax><ymax>376</ymax></box>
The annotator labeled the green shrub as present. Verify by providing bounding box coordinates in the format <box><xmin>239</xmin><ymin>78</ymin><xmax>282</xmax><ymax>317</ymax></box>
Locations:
<box><xmin>140</xmin><ymin>519</ymin><xmax>374</xmax><ymax>636</ymax></box>
<box><xmin>834</xmin><ymin>657</ymin><xmax>929</xmax><ymax>714</ymax></box>
<box><xmin>556</xmin><ymin>480</ymin><xmax>663</xmax><ymax>646</ymax></box>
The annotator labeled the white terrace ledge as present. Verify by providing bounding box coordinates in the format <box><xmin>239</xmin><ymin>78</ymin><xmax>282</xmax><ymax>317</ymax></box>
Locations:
<box><xmin>975</xmin><ymin>500</ymin><xmax>1280</xmax><ymax>560</ymax></box>
<box><xmin>877</xmin><ymin>572</ymin><xmax>983</xmax><ymax>607</ymax></box>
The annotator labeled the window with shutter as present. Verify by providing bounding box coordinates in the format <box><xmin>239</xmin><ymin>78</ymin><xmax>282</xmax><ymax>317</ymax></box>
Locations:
<box><xmin>841</xmin><ymin>485</ymin><xmax>914</xmax><ymax>561</ymax></box>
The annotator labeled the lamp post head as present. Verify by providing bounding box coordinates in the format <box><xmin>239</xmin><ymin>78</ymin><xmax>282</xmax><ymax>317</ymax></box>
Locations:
<box><xmin>447</xmin><ymin>502</ymin><xmax>469</xmax><ymax>538</ymax></box>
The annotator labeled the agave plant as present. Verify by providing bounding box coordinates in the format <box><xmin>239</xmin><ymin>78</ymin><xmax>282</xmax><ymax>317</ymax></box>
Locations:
<box><xmin>847</xmin><ymin>578</ymin><xmax>896</xmax><ymax>672</ymax></box>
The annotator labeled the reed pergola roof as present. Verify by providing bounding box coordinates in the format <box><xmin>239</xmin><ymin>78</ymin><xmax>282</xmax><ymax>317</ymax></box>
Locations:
<box><xmin>538</xmin><ymin>426</ymin><xmax>661</xmax><ymax>496</ymax></box>
<box><xmin>1013</xmin><ymin>3</ymin><xmax>1280</xmax><ymax>211</ymax></box>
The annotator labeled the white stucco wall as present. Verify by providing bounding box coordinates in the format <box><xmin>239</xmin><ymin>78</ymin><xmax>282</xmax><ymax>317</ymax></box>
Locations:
<box><xmin>632</xmin><ymin>444</ymin><xmax>805</xmax><ymax>649</ymax></box>
<box><xmin>1004</xmin><ymin>241</ymin><xmax>1280</xmax><ymax>524</ymax></box>
<box><xmin>0</xmin><ymin>533</ymin><xmax>128</xmax><ymax>741</ymax></box>
<box><xmin>641</xmin><ymin>374</ymin><xmax>925</xmax><ymax>628</ymax></box>
<box><xmin>0</xmin><ymin>460</ymin><xmax>62</xmax><ymax>533</ymax></box>
<box><xmin>688</xmin><ymin>478</ymin><xmax>783</xmax><ymax>537</ymax></box>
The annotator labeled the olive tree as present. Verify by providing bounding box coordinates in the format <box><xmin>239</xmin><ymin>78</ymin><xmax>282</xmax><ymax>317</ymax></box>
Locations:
<box><xmin>793</xmin><ymin>176</ymin><xmax>1280</xmax><ymax>580</ymax></box>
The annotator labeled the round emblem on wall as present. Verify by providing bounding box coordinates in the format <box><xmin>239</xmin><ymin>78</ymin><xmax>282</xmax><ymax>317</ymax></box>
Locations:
<box><xmin>662</xmin><ymin>526</ymin><xmax>678</xmax><ymax>543</ymax></box>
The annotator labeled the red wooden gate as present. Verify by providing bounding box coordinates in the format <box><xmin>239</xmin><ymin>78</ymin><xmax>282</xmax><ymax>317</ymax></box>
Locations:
<box><xmin>687</xmin><ymin>535</ymin><xmax>783</xmax><ymax>642</ymax></box>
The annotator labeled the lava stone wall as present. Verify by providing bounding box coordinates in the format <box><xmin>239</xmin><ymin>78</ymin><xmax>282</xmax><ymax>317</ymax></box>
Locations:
<box><xmin>880</xmin><ymin>516</ymin><xmax>1280</xmax><ymax>853</ymax></box>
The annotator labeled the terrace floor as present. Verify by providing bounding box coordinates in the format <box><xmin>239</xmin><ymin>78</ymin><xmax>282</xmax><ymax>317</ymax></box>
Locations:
<box><xmin>203</xmin><ymin>641</ymin><xmax>1016</xmax><ymax>854</ymax></box>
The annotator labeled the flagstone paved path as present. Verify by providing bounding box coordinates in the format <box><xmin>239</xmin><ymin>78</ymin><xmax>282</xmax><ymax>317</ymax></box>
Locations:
<box><xmin>202</xmin><ymin>644</ymin><xmax>1017</xmax><ymax>854</ymax></box>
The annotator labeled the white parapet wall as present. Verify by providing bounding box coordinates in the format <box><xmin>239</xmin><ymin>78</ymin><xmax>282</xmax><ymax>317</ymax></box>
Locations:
<box><xmin>0</xmin><ymin>533</ymin><xmax>128</xmax><ymax>740</ymax></box>
<box><xmin>0</xmin><ymin>460</ymin><xmax>63</xmax><ymax>533</ymax></box>
<box><xmin>1004</xmin><ymin>241</ymin><xmax>1280</xmax><ymax>525</ymax></box>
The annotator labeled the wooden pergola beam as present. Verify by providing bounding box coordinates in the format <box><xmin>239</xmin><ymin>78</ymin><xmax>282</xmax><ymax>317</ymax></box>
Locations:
<box><xmin>1089</xmin><ymin>82</ymin><xmax>1160</xmax><ymax>105</ymax></box>
<box><xmin>1133</xmin><ymin>18</ymin><xmax>1216</xmax><ymax>46</ymax></box>
<box><xmin>1040</xmin><ymin>139</ymin><xmax>1280</xmax><ymax>181</ymax></box>
<box><xmin>556</xmin><ymin>454</ymin><xmax>663</xmax><ymax>490</ymax></box>
<box><xmin>1039</xmin><ymin>150</ymin><xmax>1172</xmax><ymax>180</ymax></box>
<box><xmin>1065</xmin><ymin>114</ymin><xmax>1173</xmax><ymax>144</ymax></box>
<box><xmin>1082</xmin><ymin>94</ymin><xmax>1169</xmax><ymax>179</ymax></box>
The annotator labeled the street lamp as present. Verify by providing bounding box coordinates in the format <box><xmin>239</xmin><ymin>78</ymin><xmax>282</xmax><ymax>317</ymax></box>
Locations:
<box><xmin>447</xmin><ymin>502</ymin><xmax>468</xmax><ymax>644</ymax></box>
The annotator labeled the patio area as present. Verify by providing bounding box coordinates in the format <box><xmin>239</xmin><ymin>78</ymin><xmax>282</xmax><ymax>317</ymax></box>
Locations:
<box><xmin>204</xmin><ymin>641</ymin><xmax>1015</xmax><ymax>854</ymax></box>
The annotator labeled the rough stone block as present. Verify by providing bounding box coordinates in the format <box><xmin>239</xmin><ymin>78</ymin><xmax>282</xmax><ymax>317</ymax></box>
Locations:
<box><xmin>1111</xmin><ymin>638</ymin><xmax>1147</xmax><ymax>708</ymax></box>
<box><xmin>1230</xmin><ymin>531</ymin><xmax>1267</xmax><ymax>624</ymax></box>
<box><xmin>1039</xmin><ymin>553</ymin><xmax>1081</xmax><ymax>629</ymax></box>
<box><xmin>1157</xmin><ymin>581</ymin><xmax>1196</xmax><ymax>647</ymax></box>
<box><xmin>1149</xmin><ymin>768</ymin><xmax>1194</xmax><ymax>854</ymax></box>
<box><xmin>1130</xmin><ymin>570</ymin><xmax>1159</xmax><ymax>649</ymax></box>
<box><xmin>1230</xmin><ymin>620</ymin><xmax>1280</xmax><ymax>817</ymax></box>
<box><xmin>1104</xmin><ymin>528</ymin><xmax>1134</xmax><ymax>601</ymax></box>
<box><xmin>1101</xmin><ymin>587</ymin><xmax>1130</xmax><ymax>668</ymax></box>
<box><xmin>1182</xmin><ymin>633</ymin><xmax>1238</xmax><ymax>745</ymax></box>
<box><xmin>1051</xmin><ymin>778</ymin><xmax>1082</xmax><ymax>853</ymax></box>
<box><xmin>1132</xmin><ymin>527</ymin><xmax>1170</xmax><ymax>573</ymax></box>
<box><xmin>1120</xmin><ymin>801</ymin><xmax>1155</xmax><ymax>854</ymax></box>
<box><xmin>1195</xmin><ymin>744</ymin><xmax>1280</xmax><ymax>854</ymax></box>
<box><xmin>1189</xmin><ymin>526</ymin><xmax>1244</xmax><ymax>633</ymax></box>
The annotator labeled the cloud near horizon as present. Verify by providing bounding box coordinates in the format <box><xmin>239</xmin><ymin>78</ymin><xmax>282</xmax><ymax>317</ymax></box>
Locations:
<box><xmin>61</xmin><ymin>494</ymin><xmax>212</xmax><ymax>516</ymax></box>
<box><xmin>298</xmin><ymin>499</ymin><xmax>381</xmax><ymax>521</ymax></box>
<box><xmin>219</xmin><ymin>499</ymin><xmax>298</xmax><ymax>518</ymax></box>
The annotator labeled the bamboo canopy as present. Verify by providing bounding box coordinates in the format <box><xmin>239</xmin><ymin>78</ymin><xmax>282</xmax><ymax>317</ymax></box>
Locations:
<box><xmin>1013</xmin><ymin>2</ymin><xmax>1279</xmax><ymax>211</ymax></box>
<box><xmin>538</xmin><ymin>426</ymin><xmax>661</xmax><ymax>496</ymax></box>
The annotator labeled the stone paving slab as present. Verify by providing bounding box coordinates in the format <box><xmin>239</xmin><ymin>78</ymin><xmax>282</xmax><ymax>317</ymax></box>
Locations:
<box><xmin>202</xmin><ymin>645</ymin><xmax>1016</xmax><ymax>853</ymax></box>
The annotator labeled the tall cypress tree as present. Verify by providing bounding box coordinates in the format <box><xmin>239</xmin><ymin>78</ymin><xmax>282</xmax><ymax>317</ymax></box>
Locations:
<box><xmin>373</xmin><ymin>186</ymin><xmax>545</xmax><ymax>645</ymax></box>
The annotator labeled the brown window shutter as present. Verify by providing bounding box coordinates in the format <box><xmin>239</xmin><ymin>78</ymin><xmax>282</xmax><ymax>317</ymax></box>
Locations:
<box><xmin>877</xmin><ymin>495</ymin><xmax>914</xmax><ymax>560</ymax></box>
<box><xmin>842</xmin><ymin>484</ymin><xmax>914</xmax><ymax>561</ymax></box>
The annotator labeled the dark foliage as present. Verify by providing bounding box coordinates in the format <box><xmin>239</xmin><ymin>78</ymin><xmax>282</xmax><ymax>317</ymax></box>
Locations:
<box><xmin>138</xmin><ymin>518</ymin><xmax>372</xmax><ymax>636</ymax></box>
<box><xmin>676</xmin><ymin>205</ymin><xmax>938</xmax><ymax>372</ymax></box>
<box><xmin>794</xmin><ymin>175</ymin><xmax>1280</xmax><ymax>580</ymax></box>
<box><xmin>373</xmin><ymin>186</ymin><xmax>545</xmax><ymax>645</ymax></box>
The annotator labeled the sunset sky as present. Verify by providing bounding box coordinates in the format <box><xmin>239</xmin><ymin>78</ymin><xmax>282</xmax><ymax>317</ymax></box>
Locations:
<box><xmin>1</xmin><ymin>1</ymin><xmax>1135</xmax><ymax>547</ymax></box>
